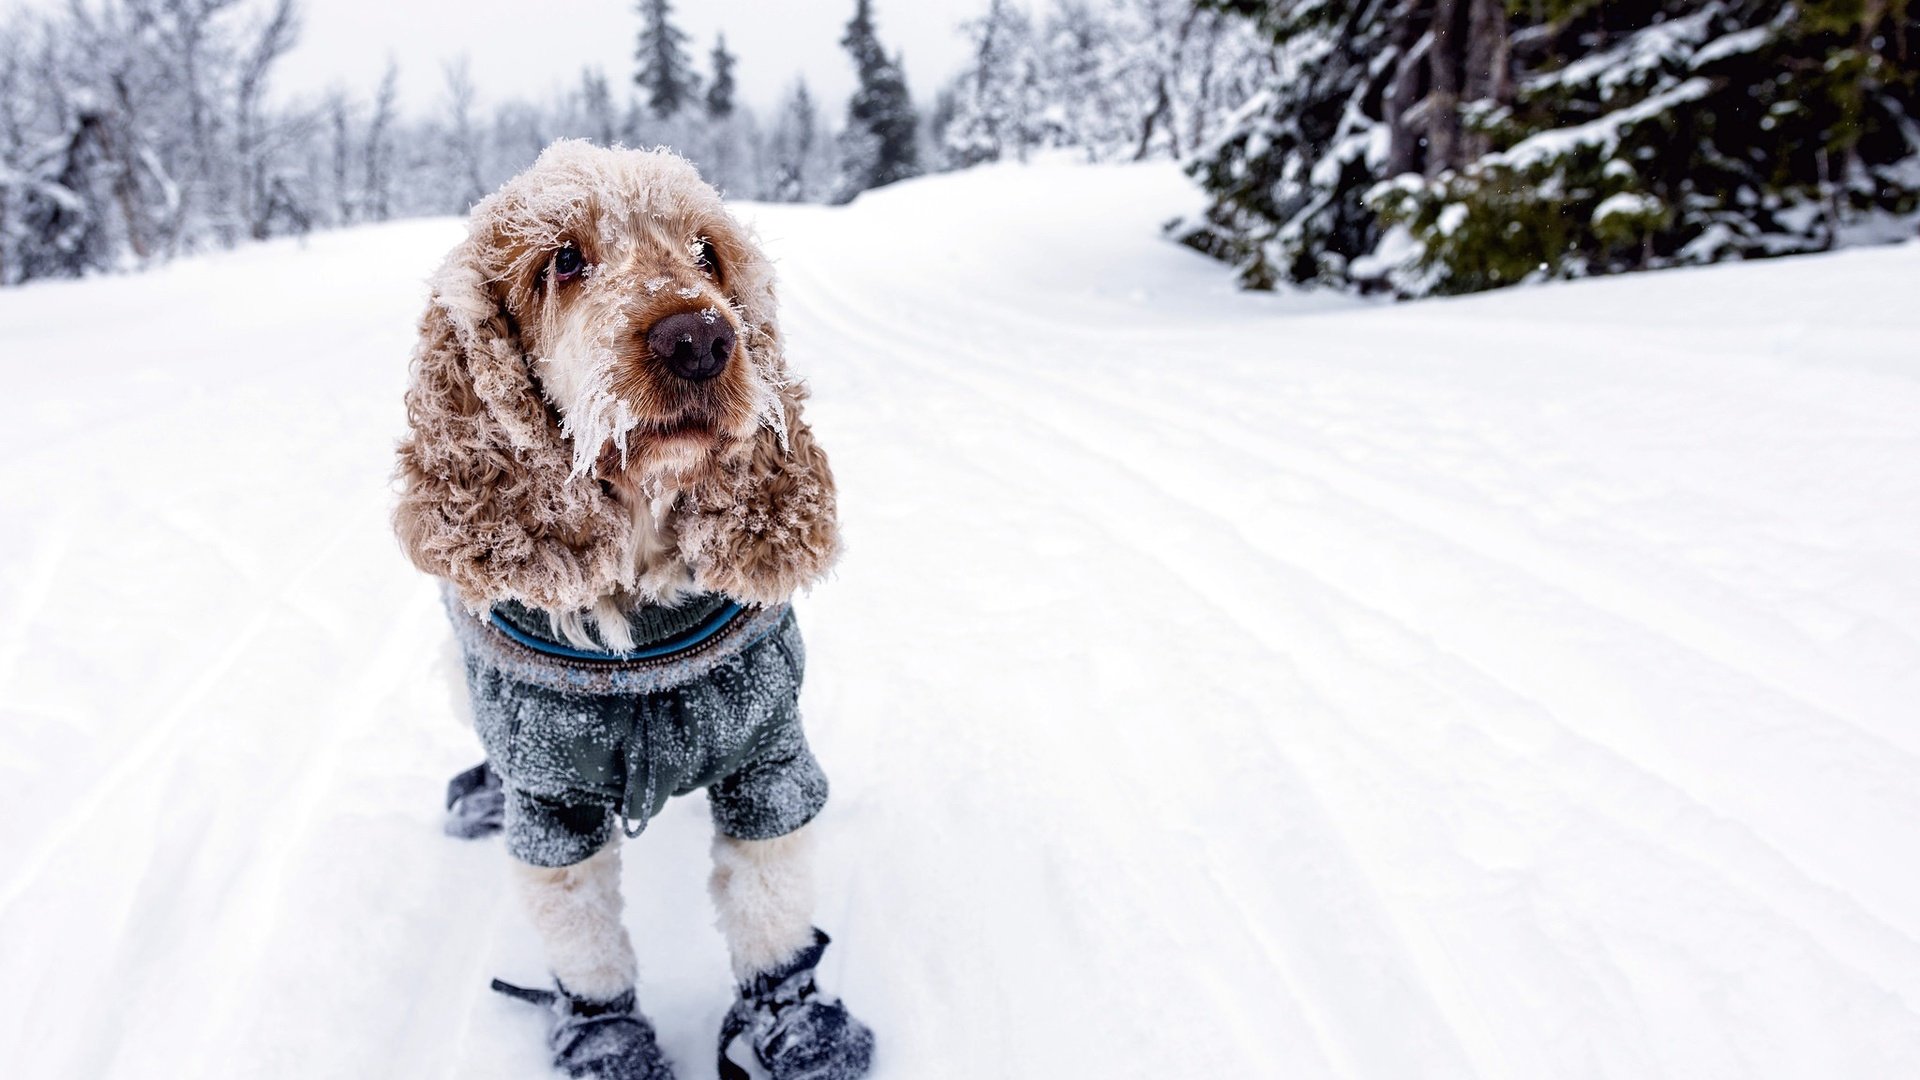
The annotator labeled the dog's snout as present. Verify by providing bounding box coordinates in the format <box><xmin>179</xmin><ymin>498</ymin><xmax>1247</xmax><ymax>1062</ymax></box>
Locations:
<box><xmin>646</xmin><ymin>311</ymin><xmax>735</xmax><ymax>382</ymax></box>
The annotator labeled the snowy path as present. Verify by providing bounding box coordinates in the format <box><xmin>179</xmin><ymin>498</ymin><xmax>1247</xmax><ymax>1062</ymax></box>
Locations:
<box><xmin>3</xmin><ymin>163</ymin><xmax>1919</xmax><ymax>1078</ymax></box>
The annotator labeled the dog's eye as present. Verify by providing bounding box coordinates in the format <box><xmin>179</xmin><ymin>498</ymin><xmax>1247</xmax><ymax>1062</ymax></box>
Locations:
<box><xmin>691</xmin><ymin>238</ymin><xmax>720</xmax><ymax>282</ymax></box>
<box><xmin>552</xmin><ymin>245</ymin><xmax>586</xmax><ymax>283</ymax></box>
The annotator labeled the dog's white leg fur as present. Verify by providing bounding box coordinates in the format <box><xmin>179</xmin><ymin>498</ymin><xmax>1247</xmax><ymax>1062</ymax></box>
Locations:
<box><xmin>511</xmin><ymin>841</ymin><xmax>639</xmax><ymax>1001</ymax></box>
<box><xmin>710</xmin><ymin>825</ymin><xmax>818</xmax><ymax>982</ymax></box>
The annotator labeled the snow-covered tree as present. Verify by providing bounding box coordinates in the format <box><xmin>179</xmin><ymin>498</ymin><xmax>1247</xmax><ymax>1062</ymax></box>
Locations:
<box><xmin>441</xmin><ymin>57</ymin><xmax>486</xmax><ymax>212</ymax></box>
<box><xmin>362</xmin><ymin>61</ymin><xmax>399</xmax><ymax>222</ymax></box>
<box><xmin>16</xmin><ymin>107</ymin><xmax>117</xmax><ymax>280</ymax></box>
<box><xmin>941</xmin><ymin>0</ymin><xmax>1042</xmax><ymax>168</ymax></box>
<box><xmin>1171</xmin><ymin>0</ymin><xmax>1407</xmax><ymax>290</ymax></box>
<box><xmin>706</xmin><ymin>35</ymin><xmax>737</xmax><ymax>121</ymax></box>
<box><xmin>234</xmin><ymin>0</ymin><xmax>302</xmax><ymax>240</ymax></box>
<box><xmin>0</xmin><ymin>0</ymin><xmax>319</xmax><ymax>280</ymax></box>
<box><xmin>321</xmin><ymin>92</ymin><xmax>353</xmax><ymax>225</ymax></box>
<box><xmin>686</xmin><ymin>105</ymin><xmax>757</xmax><ymax>199</ymax></box>
<box><xmin>836</xmin><ymin>0</ymin><xmax>921</xmax><ymax>201</ymax></box>
<box><xmin>579</xmin><ymin>67</ymin><xmax>618</xmax><ymax>147</ymax></box>
<box><xmin>931</xmin><ymin>0</ymin><xmax>1267</xmax><ymax>169</ymax></box>
<box><xmin>2</xmin><ymin>0</ymin><xmax>1035</xmax><ymax>284</ymax></box>
<box><xmin>1030</xmin><ymin>1</ymin><xmax>1128</xmax><ymax>158</ymax></box>
<box><xmin>1373</xmin><ymin>0</ymin><xmax>1920</xmax><ymax>294</ymax></box>
<box><xmin>1120</xmin><ymin>0</ymin><xmax>1206</xmax><ymax>160</ymax></box>
<box><xmin>1180</xmin><ymin>0</ymin><xmax>1920</xmax><ymax>296</ymax></box>
<box><xmin>634</xmin><ymin>0</ymin><xmax>699</xmax><ymax>119</ymax></box>
<box><xmin>770</xmin><ymin>79</ymin><xmax>830</xmax><ymax>202</ymax></box>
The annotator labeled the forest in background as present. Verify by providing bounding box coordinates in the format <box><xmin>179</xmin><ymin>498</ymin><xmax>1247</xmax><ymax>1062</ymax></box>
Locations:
<box><xmin>0</xmin><ymin>0</ymin><xmax>1263</xmax><ymax>286</ymax></box>
<box><xmin>2</xmin><ymin>0</ymin><xmax>1915</xmax><ymax>296</ymax></box>
<box><xmin>1177</xmin><ymin>0</ymin><xmax>1920</xmax><ymax>295</ymax></box>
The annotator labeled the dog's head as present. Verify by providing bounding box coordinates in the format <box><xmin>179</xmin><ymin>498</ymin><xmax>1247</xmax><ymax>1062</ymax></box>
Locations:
<box><xmin>452</xmin><ymin>141</ymin><xmax>779</xmax><ymax>480</ymax></box>
<box><xmin>395</xmin><ymin>141</ymin><xmax>838</xmax><ymax>613</ymax></box>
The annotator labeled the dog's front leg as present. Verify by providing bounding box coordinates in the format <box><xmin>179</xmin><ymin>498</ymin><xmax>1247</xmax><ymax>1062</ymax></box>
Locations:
<box><xmin>511</xmin><ymin>840</ymin><xmax>638</xmax><ymax>1000</ymax></box>
<box><xmin>712</xmin><ymin>823</ymin><xmax>875</xmax><ymax>1078</ymax></box>
<box><xmin>709</xmin><ymin>825</ymin><xmax>818</xmax><ymax>981</ymax></box>
<box><xmin>509</xmin><ymin>841</ymin><xmax>676</xmax><ymax>1078</ymax></box>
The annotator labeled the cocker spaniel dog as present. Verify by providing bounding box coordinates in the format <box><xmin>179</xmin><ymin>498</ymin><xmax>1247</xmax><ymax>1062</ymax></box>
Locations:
<box><xmin>393</xmin><ymin>141</ymin><xmax>873</xmax><ymax>1080</ymax></box>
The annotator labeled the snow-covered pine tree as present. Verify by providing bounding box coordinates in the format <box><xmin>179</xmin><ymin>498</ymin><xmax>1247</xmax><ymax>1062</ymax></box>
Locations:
<box><xmin>926</xmin><ymin>84</ymin><xmax>961</xmax><ymax>163</ymax></box>
<box><xmin>580</xmin><ymin>67</ymin><xmax>618</xmax><ymax>147</ymax></box>
<box><xmin>836</xmin><ymin>0</ymin><xmax>921</xmax><ymax>202</ymax></box>
<box><xmin>698</xmin><ymin>41</ymin><xmax>755</xmax><ymax>197</ymax></box>
<box><xmin>941</xmin><ymin>0</ymin><xmax>1041</xmax><ymax>168</ymax></box>
<box><xmin>707</xmin><ymin>35</ymin><xmax>737</xmax><ymax>121</ymax></box>
<box><xmin>1369</xmin><ymin>0</ymin><xmax>1920</xmax><ymax>295</ymax></box>
<box><xmin>771</xmin><ymin>79</ymin><xmax>824</xmax><ymax>202</ymax></box>
<box><xmin>1173</xmin><ymin>0</ymin><xmax>1408</xmax><ymax>290</ymax></box>
<box><xmin>634</xmin><ymin>0</ymin><xmax>700</xmax><ymax>119</ymax></box>
<box><xmin>1179</xmin><ymin>0</ymin><xmax>1920</xmax><ymax>296</ymax></box>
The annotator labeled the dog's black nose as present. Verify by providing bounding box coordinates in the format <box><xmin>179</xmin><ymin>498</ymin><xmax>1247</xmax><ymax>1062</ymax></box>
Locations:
<box><xmin>647</xmin><ymin>311</ymin><xmax>735</xmax><ymax>381</ymax></box>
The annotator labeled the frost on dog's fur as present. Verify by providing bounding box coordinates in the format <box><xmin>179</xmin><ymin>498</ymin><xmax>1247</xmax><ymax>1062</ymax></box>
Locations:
<box><xmin>534</xmin><ymin>325</ymin><xmax>641</xmax><ymax>480</ymax></box>
<box><xmin>392</xmin><ymin>140</ymin><xmax>839</xmax><ymax>617</ymax></box>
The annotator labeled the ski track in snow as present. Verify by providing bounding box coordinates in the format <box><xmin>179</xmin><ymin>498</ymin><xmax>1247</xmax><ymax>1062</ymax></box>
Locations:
<box><xmin>2</xmin><ymin>161</ymin><xmax>1918</xmax><ymax>1078</ymax></box>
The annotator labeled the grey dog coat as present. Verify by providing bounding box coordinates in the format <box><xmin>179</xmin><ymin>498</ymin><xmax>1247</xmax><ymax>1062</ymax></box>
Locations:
<box><xmin>446</xmin><ymin>589</ymin><xmax>828</xmax><ymax>868</ymax></box>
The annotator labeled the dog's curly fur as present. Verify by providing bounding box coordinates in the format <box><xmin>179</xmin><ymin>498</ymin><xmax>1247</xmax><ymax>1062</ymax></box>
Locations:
<box><xmin>394</xmin><ymin>141</ymin><xmax>839</xmax><ymax>616</ymax></box>
<box><xmin>397</xmin><ymin>144</ymin><xmax>848</xmax><ymax>1048</ymax></box>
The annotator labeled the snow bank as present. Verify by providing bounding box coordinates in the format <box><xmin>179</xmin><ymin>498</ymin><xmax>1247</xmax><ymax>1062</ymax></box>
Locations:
<box><xmin>3</xmin><ymin>163</ymin><xmax>1919</xmax><ymax>1078</ymax></box>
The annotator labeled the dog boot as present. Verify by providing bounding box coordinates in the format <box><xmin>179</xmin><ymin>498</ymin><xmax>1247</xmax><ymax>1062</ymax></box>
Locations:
<box><xmin>444</xmin><ymin>760</ymin><xmax>504</xmax><ymax>838</ymax></box>
<box><xmin>492</xmin><ymin>978</ymin><xmax>676</xmax><ymax>1080</ymax></box>
<box><xmin>718</xmin><ymin>930</ymin><xmax>874</xmax><ymax>1080</ymax></box>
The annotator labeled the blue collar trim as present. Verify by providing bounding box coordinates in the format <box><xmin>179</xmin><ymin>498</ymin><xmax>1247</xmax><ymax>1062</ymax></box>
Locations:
<box><xmin>488</xmin><ymin>600</ymin><xmax>747</xmax><ymax>662</ymax></box>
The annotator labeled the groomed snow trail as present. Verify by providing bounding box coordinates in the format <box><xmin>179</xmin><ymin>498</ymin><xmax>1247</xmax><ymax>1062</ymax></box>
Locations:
<box><xmin>2</xmin><ymin>162</ymin><xmax>1918</xmax><ymax>1079</ymax></box>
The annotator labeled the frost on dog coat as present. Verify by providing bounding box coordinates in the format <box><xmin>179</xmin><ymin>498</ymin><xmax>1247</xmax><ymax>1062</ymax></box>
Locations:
<box><xmin>446</xmin><ymin>589</ymin><xmax>829</xmax><ymax>868</ymax></box>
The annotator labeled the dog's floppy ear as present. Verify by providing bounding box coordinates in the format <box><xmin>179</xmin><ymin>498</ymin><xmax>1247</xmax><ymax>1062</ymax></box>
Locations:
<box><xmin>678</xmin><ymin>375</ymin><xmax>842</xmax><ymax>607</ymax></box>
<box><xmin>393</xmin><ymin>237</ymin><xmax>633</xmax><ymax>612</ymax></box>
<box><xmin>674</xmin><ymin>233</ymin><xmax>841</xmax><ymax>607</ymax></box>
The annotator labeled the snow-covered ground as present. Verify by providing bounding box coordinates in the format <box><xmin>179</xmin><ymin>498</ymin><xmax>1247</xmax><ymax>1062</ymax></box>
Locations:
<box><xmin>3</xmin><ymin>161</ymin><xmax>1919</xmax><ymax>1079</ymax></box>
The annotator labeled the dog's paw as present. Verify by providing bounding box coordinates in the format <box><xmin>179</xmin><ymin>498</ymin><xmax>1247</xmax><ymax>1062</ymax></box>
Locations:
<box><xmin>719</xmin><ymin>930</ymin><xmax>874</xmax><ymax>1080</ymax></box>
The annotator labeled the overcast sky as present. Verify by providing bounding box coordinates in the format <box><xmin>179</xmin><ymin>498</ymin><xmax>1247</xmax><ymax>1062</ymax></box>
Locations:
<box><xmin>4</xmin><ymin>0</ymin><xmax>1018</xmax><ymax>117</ymax></box>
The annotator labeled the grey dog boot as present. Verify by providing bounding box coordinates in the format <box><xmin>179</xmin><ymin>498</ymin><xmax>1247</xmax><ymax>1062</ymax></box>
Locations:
<box><xmin>444</xmin><ymin>760</ymin><xmax>505</xmax><ymax>839</ymax></box>
<box><xmin>493</xmin><ymin>979</ymin><xmax>676</xmax><ymax>1080</ymax></box>
<box><xmin>718</xmin><ymin>930</ymin><xmax>874</xmax><ymax>1080</ymax></box>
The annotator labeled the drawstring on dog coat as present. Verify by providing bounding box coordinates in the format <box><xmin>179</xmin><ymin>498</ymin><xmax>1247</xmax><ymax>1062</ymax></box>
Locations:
<box><xmin>490</xmin><ymin>978</ymin><xmax>559</xmax><ymax>1007</ymax></box>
